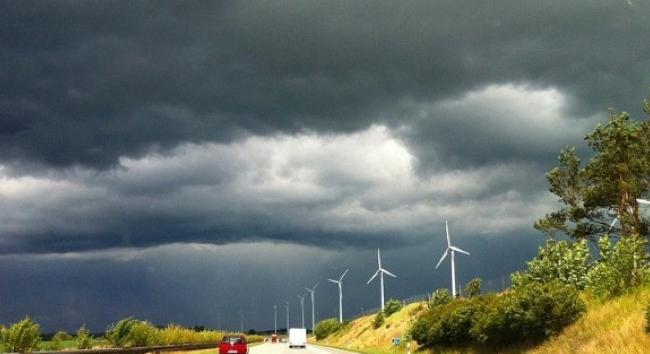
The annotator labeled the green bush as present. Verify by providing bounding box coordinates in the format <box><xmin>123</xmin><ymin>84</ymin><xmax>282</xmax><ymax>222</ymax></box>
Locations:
<box><xmin>372</xmin><ymin>311</ymin><xmax>385</xmax><ymax>329</ymax></box>
<box><xmin>383</xmin><ymin>299</ymin><xmax>402</xmax><ymax>317</ymax></box>
<box><xmin>511</xmin><ymin>239</ymin><xmax>591</xmax><ymax>289</ymax></box>
<box><xmin>477</xmin><ymin>282</ymin><xmax>585</xmax><ymax>345</ymax></box>
<box><xmin>76</xmin><ymin>325</ymin><xmax>93</xmax><ymax>349</ymax></box>
<box><xmin>106</xmin><ymin>317</ymin><xmax>138</xmax><ymax>348</ymax></box>
<box><xmin>411</xmin><ymin>297</ymin><xmax>483</xmax><ymax>348</ymax></box>
<box><xmin>464</xmin><ymin>278</ymin><xmax>482</xmax><ymax>298</ymax></box>
<box><xmin>410</xmin><ymin>282</ymin><xmax>585</xmax><ymax>349</ymax></box>
<box><xmin>52</xmin><ymin>330</ymin><xmax>72</xmax><ymax>341</ymax></box>
<box><xmin>586</xmin><ymin>235</ymin><xmax>649</xmax><ymax>299</ymax></box>
<box><xmin>0</xmin><ymin>317</ymin><xmax>41</xmax><ymax>353</ymax></box>
<box><xmin>127</xmin><ymin>321</ymin><xmax>159</xmax><ymax>347</ymax></box>
<box><xmin>428</xmin><ymin>288</ymin><xmax>452</xmax><ymax>309</ymax></box>
<box><xmin>313</xmin><ymin>318</ymin><xmax>345</xmax><ymax>340</ymax></box>
<box><xmin>45</xmin><ymin>330</ymin><xmax>72</xmax><ymax>350</ymax></box>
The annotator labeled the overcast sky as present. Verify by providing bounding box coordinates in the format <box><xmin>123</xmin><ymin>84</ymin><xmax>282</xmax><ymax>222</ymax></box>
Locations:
<box><xmin>1</xmin><ymin>0</ymin><xmax>650</xmax><ymax>333</ymax></box>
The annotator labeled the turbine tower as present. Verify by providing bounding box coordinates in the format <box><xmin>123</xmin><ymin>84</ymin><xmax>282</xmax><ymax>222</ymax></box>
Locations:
<box><xmin>285</xmin><ymin>301</ymin><xmax>290</xmax><ymax>332</ymax></box>
<box><xmin>435</xmin><ymin>220</ymin><xmax>470</xmax><ymax>297</ymax></box>
<box><xmin>327</xmin><ymin>269</ymin><xmax>349</xmax><ymax>323</ymax></box>
<box><xmin>297</xmin><ymin>293</ymin><xmax>306</xmax><ymax>329</ymax></box>
<box><xmin>367</xmin><ymin>249</ymin><xmax>397</xmax><ymax>311</ymax></box>
<box><xmin>305</xmin><ymin>283</ymin><xmax>319</xmax><ymax>331</ymax></box>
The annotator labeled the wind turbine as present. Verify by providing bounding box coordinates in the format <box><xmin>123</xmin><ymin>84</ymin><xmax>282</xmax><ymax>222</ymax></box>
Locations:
<box><xmin>327</xmin><ymin>269</ymin><xmax>349</xmax><ymax>323</ymax></box>
<box><xmin>273</xmin><ymin>304</ymin><xmax>277</xmax><ymax>334</ymax></box>
<box><xmin>305</xmin><ymin>283</ymin><xmax>319</xmax><ymax>331</ymax></box>
<box><xmin>435</xmin><ymin>220</ymin><xmax>470</xmax><ymax>298</ymax></box>
<box><xmin>285</xmin><ymin>301</ymin><xmax>290</xmax><ymax>332</ymax></box>
<box><xmin>367</xmin><ymin>249</ymin><xmax>397</xmax><ymax>311</ymax></box>
<box><xmin>297</xmin><ymin>293</ymin><xmax>306</xmax><ymax>329</ymax></box>
<box><xmin>607</xmin><ymin>198</ymin><xmax>650</xmax><ymax>232</ymax></box>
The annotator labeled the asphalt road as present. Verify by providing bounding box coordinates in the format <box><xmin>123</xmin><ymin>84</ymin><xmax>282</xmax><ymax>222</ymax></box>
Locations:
<box><xmin>250</xmin><ymin>343</ymin><xmax>356</xmax><ymax>354</ymax></box>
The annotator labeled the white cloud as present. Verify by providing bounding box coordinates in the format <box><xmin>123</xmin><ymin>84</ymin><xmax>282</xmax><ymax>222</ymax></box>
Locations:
<box><xmin>0</xmin><ymin>123</ymin><xmax>556</xmax><ymax>253</ymax></box>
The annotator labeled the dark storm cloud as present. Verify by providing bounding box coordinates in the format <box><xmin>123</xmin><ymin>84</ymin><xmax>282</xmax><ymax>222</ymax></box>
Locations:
<box><xmin>1</xmin><ymin>0</ymin><xmax>649</xmax><ymax>169</ymax></box>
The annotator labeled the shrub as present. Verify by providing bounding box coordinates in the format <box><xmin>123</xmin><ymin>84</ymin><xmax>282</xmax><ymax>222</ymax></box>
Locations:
<box><xmin>127</xmin><ymin>321</ymin><xmax>159</xmax><ymax>347</ymax></box>
<box><xmin>411</xmin><ymin>282</ymin><xmax>585</xmax><ymax>349</ymax></box>
<box><xmin>157</xmin><ymin>325</ymin><xmax>225</xmax><ymax>345</ymax></box>
<box><xmin>428</xmin><ymin>288</ymin><xmax>452</xmax><ymax>309</ymax></box>
<box><xmin>411</xmin><ymin>297</ymin><xmax>483</xmax><ymax>348</ymax></box>
<box><xmin>52</xmin><ymin>330</ymin><xmax>73</xmax><ymax>341</ymax></box>
<box><xmin>505</xmin><ymin>282</ymin><xmax>582</xmax><ymax>343</ymax></box>
<box><xmin>586</xmin><ymin>235</ymin><xmax>649</xmax><ymax>299</ymax></box>
<box><xmin>511</xmin><ymin>239</ymin><xmax>591</xmax><ymax>289</ymax></box>
<box><xmin>0</xmin><ymin>317</ymin><xmax>41</xmax><ymax>353</ymax></box>
<box><xmin>46</xmin><ymin>330</ymin><xmax>72</xmax><ymax>350</ymax></box>
<box><xmin>372</xmin><ymin>311</ymin><xmax>385</xmax><ymax>329</ymax></box>
<box><xmin>106</xmin><ymin>317</ymin><xmax>138</xmax><ymax>348</ymax></box>
<box><xmin>384</xmin><ymin>299</ymin><xmax>402</xmax><ymax>317</ymax></box>
<box><xmin>76</xmin><ymin>325</ymin><xmax>93</xmax><ymax>349</ymax></box>
<box><xmin>464</xmin><ymin>278</ymin><xmax>482</xmax><ymax>298</ymax></box>
<box><xmin>314</xmin><ymin>318</ymin><xmax>345</xmax><ymax>340</ymax></box>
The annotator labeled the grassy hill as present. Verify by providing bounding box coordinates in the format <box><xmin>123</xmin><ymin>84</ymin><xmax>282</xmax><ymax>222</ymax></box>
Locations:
<box><xmin>315</xmin><ymin>287</ymin><xmax>650</xmax><ymax>354</ymax></box>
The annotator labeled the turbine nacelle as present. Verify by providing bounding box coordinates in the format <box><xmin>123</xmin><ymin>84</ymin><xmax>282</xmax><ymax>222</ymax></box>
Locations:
<box><xmin>328</xmin><ymin>269</ymin><xmax>349</xmax><ymax>285</ymax></box>
<box><xmin>305</xmin><ymin>282</ymin><xmax>319</xmax><ymax>294</ymax></box>
<box><xmin>367</xmin><ymin>249</ymin><xmax>397</xmax><ymax>284</ymax></box>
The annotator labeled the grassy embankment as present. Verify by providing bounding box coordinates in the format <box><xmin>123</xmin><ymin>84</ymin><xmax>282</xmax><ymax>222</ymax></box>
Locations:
<box><xmin>315</xmin><ymin>286</ymin><xmax>650</xmax><ymax>354</ymax></box>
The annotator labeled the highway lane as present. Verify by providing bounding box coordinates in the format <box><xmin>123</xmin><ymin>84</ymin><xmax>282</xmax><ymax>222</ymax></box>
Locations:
<box><xmin>250</xmin><ymin>343</ymin><xmax>356</xmax><ymax>354</ymax></box>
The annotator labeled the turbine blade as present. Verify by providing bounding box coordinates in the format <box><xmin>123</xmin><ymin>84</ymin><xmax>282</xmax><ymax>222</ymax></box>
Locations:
<box><xmin>327</xmin><ymin>279</ymin><xmax>339</xmax><ymax>284</ymax></box>
<box><xmin>304</xmin><ymin>288</ymin><xmax>313</xmax><ymax>294</ymax></box>
<box><xmin>313</xmin><ymin>282</ymin><xmax>319</xmax><ymax>290</ymax></box>
<box><xmin>377</xmin><ymin>249</ymin><xmax>382</xmax><ymax>269</ymax></box>
<box><xmin>435</xmin><ymin>249</ymin><xmax>449</xmax><ymax>269</ymax></box>
<box><xmin>340</xmin><ymin>269</ymin><xmax>350</xmax><ymax>281</ymax></box>
<box><xmin>445</xmin><ymin>220</ymin><xmax>451</xmax><ymax>248</ymax></box>
<box><xmin>637</xmin><ymin>198</ymin><xmax>650</xmax><ymax>205</ymax></box>
<box><xmin>367</xmin><ymin>270</ymin><xmax>380</xmax><ymax>284</ymax></box>
<box><xmin>450</xmin><ymin>246</ymin><xmax>470</xmax><ymax>255</ymax></box>
<box><xmin>382</xmin><ymin>269</ymin><xmax>397</xmax><ymax>278</ymax></box>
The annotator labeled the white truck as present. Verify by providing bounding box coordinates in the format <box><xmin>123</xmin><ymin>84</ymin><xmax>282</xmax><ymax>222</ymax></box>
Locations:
<box><xmin>288</xmin><ymin>328</ymin><xmax>307</xmax><ymax>349</ymax></box>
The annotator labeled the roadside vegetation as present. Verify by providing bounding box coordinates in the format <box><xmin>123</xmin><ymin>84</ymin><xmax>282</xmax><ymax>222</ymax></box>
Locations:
<box><xmin>316</xmin><ymin>96</ymin><xmax>650</xmax><ymax>353</ymax></box>
<box><xmin>314</xmin><ymin>318</ymin><xmax>348</xmax><ymax>340</ymax></box>
<box><xmin>0</xmin><ymin>316</ymin><xmax>261</xmax><ymax>353</ymax></box>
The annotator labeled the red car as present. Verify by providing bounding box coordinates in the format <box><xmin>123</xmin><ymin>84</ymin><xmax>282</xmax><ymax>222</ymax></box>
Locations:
<box><xmin>219</xmin><ymin>335</ymin><xmax>249</xmax><ymax>354</ymax></box>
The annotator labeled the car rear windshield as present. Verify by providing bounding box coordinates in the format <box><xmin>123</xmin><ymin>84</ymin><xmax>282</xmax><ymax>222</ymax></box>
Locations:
<box><xmin>222</xmin><ymin>336</ymin><xmax>246</xmax><ymax>343</ymax></box>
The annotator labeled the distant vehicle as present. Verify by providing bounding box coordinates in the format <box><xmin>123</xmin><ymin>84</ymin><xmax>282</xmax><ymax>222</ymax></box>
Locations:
<box><xmin>219</xmin><ymin>335</ymin><xmax>249</xmax><ymax>354</ymax></box>
<box><xmin>271</xmin><ymin>334</ymin><xmax>278</xmax><ymax>343</ymax></box>
<box><xmin>288</xmin><ymin>328</ymin><xmax>307</xmax><ymax>349</ymax></box>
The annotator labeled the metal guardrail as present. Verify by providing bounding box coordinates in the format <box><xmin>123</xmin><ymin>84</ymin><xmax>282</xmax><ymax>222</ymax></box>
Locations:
<box><xmin>31</xmin><ymin>342</ymin><xmax>219</xmax><ymax>354</ymax></box>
